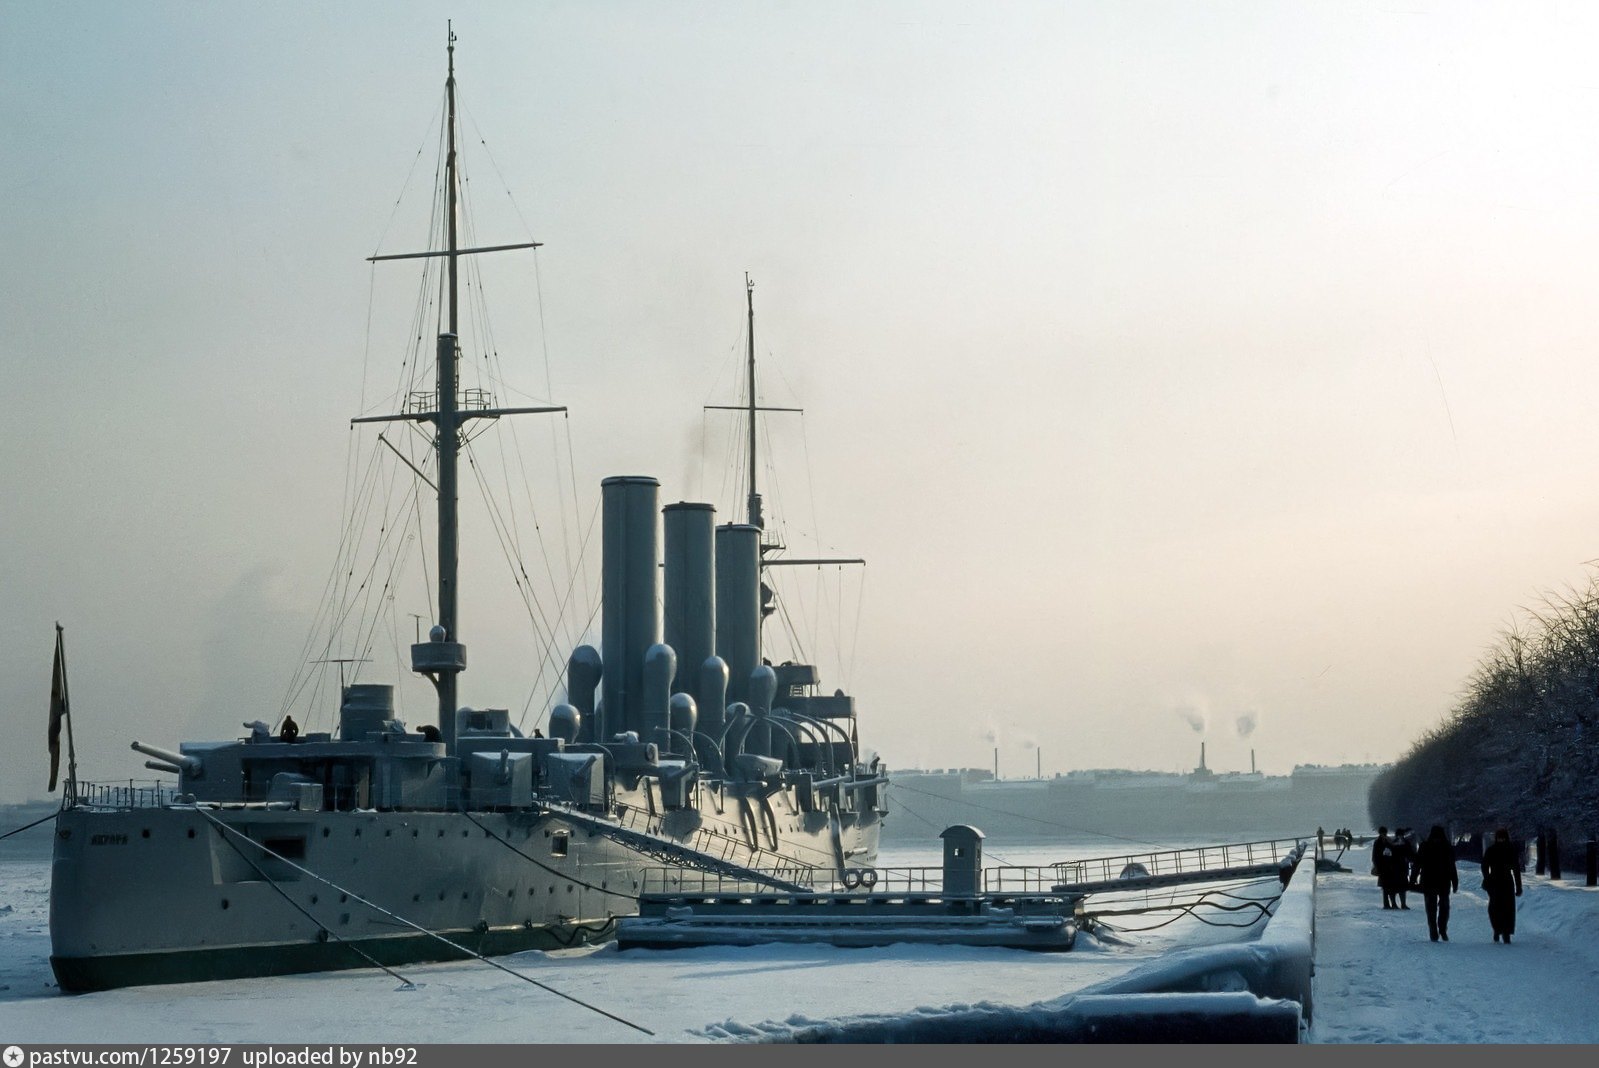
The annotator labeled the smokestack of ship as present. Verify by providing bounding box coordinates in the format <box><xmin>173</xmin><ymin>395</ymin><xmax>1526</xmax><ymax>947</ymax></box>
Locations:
<box><xmin>715</xmin><ymin>522</ymin><xmax>761</xmax><ymax>708</ymax></box>
<box><xmin>664</xmin><ymin>503</ymin><xmax>716</xmax><ymax>695</ymax></box>
<box><xmin>601</xmin><ymin>476</ymin><xmax>661</xmax><ymax>741</ymax></box>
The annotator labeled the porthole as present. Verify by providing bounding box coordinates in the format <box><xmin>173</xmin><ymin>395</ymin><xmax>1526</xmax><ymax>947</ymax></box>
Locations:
<box><xmin>310</xmin><ymin>894</ymin><xmax>319</xmax><ymax>905</ymax></box>
<box><xmin>322</xmin><ymin>828</ymin><xmax>330</xmax><ymax>838</ymax></box>
<box><xmin>187</xmin><ymin>829</ymin><xmax>196</xmax><ymax>839</ymax></box>
<box><xmin>141</xmin><ymin>829</ymin><xmax>151</xmax><ymax>839</ymax></box>
<box><xmin>220</xmin><ymin>899</ymin><xmax>230</xmax><ymax>910</ymax></box>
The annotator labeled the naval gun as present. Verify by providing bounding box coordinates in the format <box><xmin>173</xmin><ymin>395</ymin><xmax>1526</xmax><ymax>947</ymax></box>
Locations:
<box><xmin>130</xmin><ymin>740</ymin><xmax>202</xmax><ymax>777</ymax></box>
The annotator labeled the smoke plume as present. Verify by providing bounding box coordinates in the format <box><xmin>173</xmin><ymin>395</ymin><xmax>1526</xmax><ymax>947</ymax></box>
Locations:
<box><xmin>1235</xmin><ymin>710</ymin><xmax>1259</xmax><ymax>738</ymax></box>
<box><xmin>1175</xmin><ymin>703</ymin><xmax>1207</xmax><ymax>734</ymax></box>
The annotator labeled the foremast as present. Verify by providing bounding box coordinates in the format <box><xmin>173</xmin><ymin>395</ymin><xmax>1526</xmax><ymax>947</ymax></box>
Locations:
<box><xmin>708</xmin><ymin>280</ymin><xmax>864</xmax><ymax>665</ymax></box>
<box><xmin>353</xmin><ymin>26</ymin><xmax>562</xmax><ymax>754</ymax></box>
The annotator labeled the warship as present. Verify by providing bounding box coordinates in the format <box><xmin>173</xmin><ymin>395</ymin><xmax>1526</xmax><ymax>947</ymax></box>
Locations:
<box><xmin>47</xmin><ymin>32</ymin><xmax>884</xmax><ymax>992</ymax></box>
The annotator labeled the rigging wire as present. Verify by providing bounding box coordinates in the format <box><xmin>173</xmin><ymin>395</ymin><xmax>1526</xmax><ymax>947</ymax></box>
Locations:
<box><xmin>0</xmin><ymin>807</ymin><xmax>61</xmax><ymax>841</ymax></box>
<box><xmin>458</xmin><ymin>811</ymin><xmax>641</xmax><ymax>902</ymax></box>
<box><xmin>517</xmin><ymin>492</ymin><xmax>604</xmax><ymax>732</ymax></box>
<box><xmin>210</xmin><ymin>816</ymin><xmax>418</xmax><ymax>988</ymax></box>
<box><xmin>194</xmin><ymin>808</ymin><xmax>652</xmax><ymax>1035</ymax></box>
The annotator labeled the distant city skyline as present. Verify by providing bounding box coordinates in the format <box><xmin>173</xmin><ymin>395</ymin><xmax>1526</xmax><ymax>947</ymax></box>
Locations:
<box><xmin>7</xmin><ymin>2</ymin><xmax>1599</xmax><ymax>801</ymax></box>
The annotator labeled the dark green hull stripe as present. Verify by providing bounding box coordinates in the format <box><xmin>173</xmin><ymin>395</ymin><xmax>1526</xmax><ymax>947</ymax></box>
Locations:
<box><xmin>50</xmin><ymin>918</ymin><xmax>617</xmax><ymax>993</ymax></box>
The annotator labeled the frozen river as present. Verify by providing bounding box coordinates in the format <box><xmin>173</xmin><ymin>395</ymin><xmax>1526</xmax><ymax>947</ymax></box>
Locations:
<box><xmin>0</xmin><ymin>828</ymin><xmax>1283</xmax><ymax>1043</ymax></box>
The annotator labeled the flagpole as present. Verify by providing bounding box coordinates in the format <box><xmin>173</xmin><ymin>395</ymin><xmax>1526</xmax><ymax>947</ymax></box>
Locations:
<box><xmin>57</xmin><ymin>624</ymin><xmax>77</xmax><ymax>806</ymax></box>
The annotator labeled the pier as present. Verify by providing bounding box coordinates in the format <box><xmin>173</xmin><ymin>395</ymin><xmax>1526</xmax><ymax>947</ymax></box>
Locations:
<box><xmin>620</xmin><ymin>829</ymin><xmax>1313</xmax><ymax>958</ymax></box>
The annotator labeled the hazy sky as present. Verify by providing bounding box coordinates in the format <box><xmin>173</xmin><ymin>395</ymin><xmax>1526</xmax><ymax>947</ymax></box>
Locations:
<box><xmin>8</xmin><ymin>0</ymin><xmax>1599</xmax><ymax>802</ymax></box>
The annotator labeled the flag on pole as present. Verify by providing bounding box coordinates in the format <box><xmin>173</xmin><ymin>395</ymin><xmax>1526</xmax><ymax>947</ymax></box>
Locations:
<box><xmin>48</xmin><ymin>625</ymin><xmax>69</xmax><ymax>792</ymax></box>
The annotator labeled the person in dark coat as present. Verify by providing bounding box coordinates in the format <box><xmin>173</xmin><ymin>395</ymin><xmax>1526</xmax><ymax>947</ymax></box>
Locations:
<box><xmin>1481</xmin><ymin>827</ymin><xmax>1523</xmax><ymax>943</ymax></box>
<box><xmin>1373</xmin><ymin>827</ymin><xmax>1399</xmax><ymax>908</ymax></box>
<box><xmin>1392</xmin><ymin>828</ymin><xmax>1415</xmax><ymax>909</ymax></box>
<box><xmin>1413</xmin><ymin>825</ymin><xmax>1459</xmax><ymax>941</ymax></box>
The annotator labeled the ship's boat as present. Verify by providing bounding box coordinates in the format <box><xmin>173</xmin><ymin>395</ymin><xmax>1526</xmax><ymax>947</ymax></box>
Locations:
<box><xmin>47</xmin><ymin>31</ymin><xmax>884</xmax><ymax>993</ymax></box>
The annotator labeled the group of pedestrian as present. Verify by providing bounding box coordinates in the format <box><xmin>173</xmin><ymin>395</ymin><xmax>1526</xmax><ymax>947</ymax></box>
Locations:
<box><xmin>1319</xmin><ymin>827</ymin><xmax>1357</xmax><ymax>850</ymax></box>
<box><xmin>1371</xmin><ymin>825</ymin><xmax>1523</xmax><ymax>943</ymax></box>
<box><xmin>1371</xmin><ymin>826</ymin><xmax>1416</xmax><ymax>909</ymax></box>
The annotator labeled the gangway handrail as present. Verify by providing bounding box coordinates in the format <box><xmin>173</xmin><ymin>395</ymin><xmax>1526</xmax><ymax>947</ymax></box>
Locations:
<box><xmin>1047</xmin><ymin>835</ymin><xmax>1308</xmax><ymax>885</ymax></box>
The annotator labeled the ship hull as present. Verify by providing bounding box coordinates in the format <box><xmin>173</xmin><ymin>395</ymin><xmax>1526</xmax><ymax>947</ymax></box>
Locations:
<box><xmin>50</xmin><ymin>794</ymin><xmax>878</xmax><ymax>991</ymax></box>
<box><xmin>51</xmin><ymin>918</ymin><xmax>616</xmax><ymax>993</ymax></box>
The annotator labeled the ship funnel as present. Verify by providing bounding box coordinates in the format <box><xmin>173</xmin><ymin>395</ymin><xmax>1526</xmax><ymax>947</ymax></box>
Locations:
<box><xmin>642</xmin><ymin>643</ymin><xmax>677</xmax><ymax>748</ymax></box>
<box><xmin>664</xmin><ymin>502</ymin><xmax>715</xmax><ymax>695</ymax></box>
<box><xmin>715</xmin><ymin>523</ymin><xmax>761</xmax><ymax>706</ymax></box>
<box><xmin>602</xmin><ymin>476</ymin><xmax>662</xmax><ymax>739</ymax></box>
<box><xmin>566</xmin><ymin>645</ymin><xmax>602</xmax><ymax>742</ymax></box>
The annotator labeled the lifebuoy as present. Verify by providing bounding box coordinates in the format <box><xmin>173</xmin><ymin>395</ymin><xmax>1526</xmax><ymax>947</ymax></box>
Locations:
<box><xmin>859</xmin><ymin>868</ymin><xmax>878</xmax><ymax>890</ymax></box>
<box><xmin>841</xmin><ymin>869</ymin><xmax>863</xmax><ymax>890</ymax></box>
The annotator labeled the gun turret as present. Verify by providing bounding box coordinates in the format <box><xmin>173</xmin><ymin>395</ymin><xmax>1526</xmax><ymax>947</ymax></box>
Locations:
<box><xmin>130</xmin><ymin>741</ymin><xmax>202</xmax><ymax>776</ymax></box>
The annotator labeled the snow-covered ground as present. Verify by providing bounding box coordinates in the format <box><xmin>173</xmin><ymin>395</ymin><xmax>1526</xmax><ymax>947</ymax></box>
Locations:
<box><xmin>0</xmin><ymin>836</ymin><xmax>1280</xmax><ymax>1043</ymax></box>
<box><xmin>1310</xmin><ymin>865</ymin><xmax>1599</xmax><ymax>1043</ymax></box>
<box><xmin>19</xmin><ymin>828</ymin><xmax>1595</xmax><ymax>1043</ymax></box>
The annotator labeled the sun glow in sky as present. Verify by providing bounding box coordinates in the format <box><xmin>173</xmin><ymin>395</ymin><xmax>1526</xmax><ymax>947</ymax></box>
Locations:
<box><xmin>7</xmin><ymin>1</ymin><xmax>1599</xmax><ymax>801</ymax></box>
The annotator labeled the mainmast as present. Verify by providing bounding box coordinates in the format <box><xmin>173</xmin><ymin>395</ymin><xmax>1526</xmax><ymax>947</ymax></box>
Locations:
<box><xmin>744</xmin><ymin>273</ymin><xmax>761</xmax><ymax>530</ymax></box>
<box><xmin>436</xmin><ymin>23</ymin><xmax>462</xmax><ymax>737</ymax></box>
<box><xmin>446</xmin><ymin>27</ymin><xmax>460</xmax><ymax>337</ymax></box>
<box><xmin>355</xmin><ymin>25</ymin><xmax>562</xmax><ymax>755</ymax></box>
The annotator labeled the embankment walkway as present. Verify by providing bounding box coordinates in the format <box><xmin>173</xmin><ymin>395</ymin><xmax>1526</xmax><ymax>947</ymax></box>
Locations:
<box><xmin>1311</xmin><ymin>866</ymin><xmax>1599</xmax><ymax>1043</ymax></box>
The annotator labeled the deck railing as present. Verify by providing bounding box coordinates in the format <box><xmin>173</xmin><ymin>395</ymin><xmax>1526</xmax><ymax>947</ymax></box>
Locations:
<box><xmin>72</xmin><ymin>780</ymin><xmax>181</xmax><ymax>811</ymax></box>
<box><xmin>1047</xmin><ymin>836</ymin><xmax>1307</xmax><ymax>887</ymax></box>
<box><xmin>639</xmin><ymin>836</ymin><xmax>1309</xmax><ymax>899</ymax></box>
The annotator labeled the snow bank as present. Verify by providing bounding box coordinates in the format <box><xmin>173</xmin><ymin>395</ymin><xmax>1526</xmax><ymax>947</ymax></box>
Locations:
<box><xmin>717</xmin><ymin>992</ymin><xmax>1300</xmax><ymax>1043</ymax></box>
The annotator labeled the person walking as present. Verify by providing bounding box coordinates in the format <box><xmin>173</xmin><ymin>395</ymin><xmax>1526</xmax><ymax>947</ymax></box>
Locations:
<box><xmin>1482</xmin><ymin>827</ymin><xmax>1523</xmax><ymax>943</ymax></box>
<box><xmin>1414</xmin><ymin>825</ymin><xmax>1459</xmax><ymax>942</ymax></box>
<box><xmin>1392</xmin><ymin>828</ymin><xmax>1416</xmax><ymax>909</ymax></box>
<box><xmin>1373</xmin><ymin>827</ymin><xmax>1398</xmax><ymax>908</ymax></box>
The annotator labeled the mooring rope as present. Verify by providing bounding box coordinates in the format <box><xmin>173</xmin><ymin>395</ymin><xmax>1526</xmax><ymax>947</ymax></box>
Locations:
<box><xmin>193</xmin><ymin>807</ymin><xmax>653</xmax><ymax>1036</ymax></box>
<box><xmin>210</xmin><ymin>818</ymin><xmax>417</xmax><ymax>988</ymax></box>
<box><xmin>0</xmin><ymin>807</ymin><xmax>60</xmax><ymax>842</ymax></box>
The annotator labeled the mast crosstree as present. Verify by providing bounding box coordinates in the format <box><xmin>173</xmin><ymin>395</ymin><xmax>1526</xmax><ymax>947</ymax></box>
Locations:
<box><xmin>352</xmin><ymin>25</ymin><xmax>563</xmax><ymax>754</ymax></box>
<box><xmin>703</xmin><ymin>279</ymin><xmax>864</xmax><ymax>661</ymax></box>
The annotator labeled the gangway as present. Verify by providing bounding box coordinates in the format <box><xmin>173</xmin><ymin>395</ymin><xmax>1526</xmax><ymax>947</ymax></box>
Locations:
<box><xmin>1038</xmin><ymin>836</ymin><xmax>1308</xmax><ymax>897</ymax></box>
